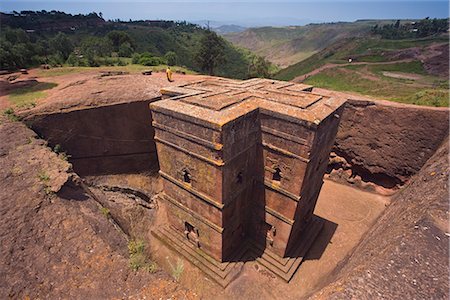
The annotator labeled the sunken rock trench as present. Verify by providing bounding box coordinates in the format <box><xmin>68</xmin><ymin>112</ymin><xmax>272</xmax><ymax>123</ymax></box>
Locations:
<box><xmin>23</xmin><ymin>99</ymin><xmax>159</xmax><ymax>176</ymax></box>
<box><xmin>22</xmin><ymin>90</ymin><xmax>449</xmax><ymax>193</ymax></box>
<box><xmin>326</xmin><ymin>99</ymin><xmax>448</xmax><ymax>192</ymax></box>
<box><xmin>15</xmin><ymin>74</ymin><xmax>450</xmax><ymax>297</ymax></box>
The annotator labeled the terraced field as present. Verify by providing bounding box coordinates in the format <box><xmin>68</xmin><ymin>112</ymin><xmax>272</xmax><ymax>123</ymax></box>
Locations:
<box><xmin>274</xmin><ymin>36</ymin><xmax>449</xmax><ymax>107</ymax></box>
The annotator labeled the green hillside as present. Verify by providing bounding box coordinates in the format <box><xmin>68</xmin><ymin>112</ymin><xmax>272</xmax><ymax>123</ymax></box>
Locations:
<box><xmin>0</xmin><ymin>11</ymin><xmax>271</xmax><ymax>79</ymax></box>
<box><xmin>224</xmin><ymin>20</ymin><xmax>394</xmax><ymax>67</ymax></box>
<box><xmin>274</xmin><ymin>33</ymin><xmax>449</xmax><ymax>107</ymax></box>
<box><xmin>274</xmin><ymin>35</ymin><xmax>449</xmax><ymax>81</ymax></box>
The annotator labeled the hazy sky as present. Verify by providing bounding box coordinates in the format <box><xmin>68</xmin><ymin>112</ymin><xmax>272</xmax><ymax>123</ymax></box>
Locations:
<box><xmin>1</xmin><ymin>1</ymin><xmax>448</xmax><ymax>27</ymax></box>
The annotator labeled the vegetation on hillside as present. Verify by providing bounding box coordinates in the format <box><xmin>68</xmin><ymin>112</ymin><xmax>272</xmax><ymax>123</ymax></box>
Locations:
<box><xmin>372</xmin><ymin>18</ymin><xmax>448</xmax><ymax>39</ymax></box>
<box><xmin>304</xmin><ymin>65</ymin><xmax>448</xmax><ymax>107</ymax></box>
<box><xmin>0</xmin><ymin>11</ymin><xmax>274</xmax><ymax>79</ymax></box>
<box><xmin>225</xmin><ymin>20</ymin><xmax>393</xmax><ymax>67</ymax></box>
<box><xmin>225</xmin><ymin>18</ymin><xmax>449</xmax><ymax>68</ymax></box>
<box><xmin>272</xmin><ymin>21</ymin><xmax>449</xmax><ymax>107</ymax></box>
<box><xmin>195</xmin><ymin>30</ymin><xmax>226</xmax><ymax>75</ymax></box>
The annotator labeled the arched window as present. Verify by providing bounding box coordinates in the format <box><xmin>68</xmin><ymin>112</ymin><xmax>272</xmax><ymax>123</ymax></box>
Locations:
<box><xmin>273</xmin><ymin>167</ymin><xmax>282</xmax><ymax>182</ymax></box>
<box><xmin>182</xmin><ymin>169</ymin><xmax>191</xmax><ymax>184</ymax></box>
<box><xmin>236</xmin><ymin>171</ymin><xmax>243</xmax><ymax>184</ymax></box>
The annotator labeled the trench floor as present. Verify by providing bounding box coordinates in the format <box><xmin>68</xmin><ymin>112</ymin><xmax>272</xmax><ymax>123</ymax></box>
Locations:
<box><xmin>148</xmin><ymin>179</ymin><xmax>390</xmax><ymax>299</ymax></box>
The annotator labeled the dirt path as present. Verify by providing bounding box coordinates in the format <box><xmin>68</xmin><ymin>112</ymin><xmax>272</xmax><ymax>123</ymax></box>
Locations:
<box><xmin>292</xmin><ymin>59</ymin><xmax>414</xmax><ymax>83</ymax></box>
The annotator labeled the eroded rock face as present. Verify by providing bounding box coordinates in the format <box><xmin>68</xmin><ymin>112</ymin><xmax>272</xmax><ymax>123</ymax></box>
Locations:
<box><xmin>328</xmin><ymin>99</ymin><xmax>449</xmax><ymax>190</ymax></box>
<box><xmin>314</xmin><ymin>138</ymin><xmax>449</xmax><ymax>299</ymax></box>
<box><xmin>23</xmin><ymin>100</ymin><xmax>159</xmax><ymax>176</ymax></box>
<box><xmin>0</xmin><ymin>117</ymin><xmax>194</xmax><ymax>299</ymax></box>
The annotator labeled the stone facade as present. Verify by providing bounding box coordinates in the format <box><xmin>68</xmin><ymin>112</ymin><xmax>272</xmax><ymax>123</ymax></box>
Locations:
<box><xmin>150</xmin><ymin>78</ymin><xmax>345</xmax><ymax>277</ymax></box>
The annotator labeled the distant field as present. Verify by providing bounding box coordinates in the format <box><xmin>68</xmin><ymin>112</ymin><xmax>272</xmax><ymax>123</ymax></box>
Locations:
<box><xmin>275</xmin><ymin>35</ymin><xmax>448</xmax><ymax>81</ymax></box>
<box><xmin>36</xmin><ymin>64</ymin><xmax>197</xmax><ymax>78</ymax></box>
<box><xmin>272</xmin><ymin>33</ymin><xmax>449</xmax><ymax>107</ymax></box>
<box><xmin>304</xmin><ymin>62</ymin><xmax>448</xmax><ymax>107</ymax></box>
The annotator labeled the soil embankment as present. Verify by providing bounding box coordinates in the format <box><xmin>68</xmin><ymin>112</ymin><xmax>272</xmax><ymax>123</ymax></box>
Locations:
<box><xmin>24</xmin><ymin>99</ymin><xmax>159</xmax><ymax>175</ymax></box>
<box><xmin>20</xmin><ymin>73</ymin><xmax>199</xmax><ymax>175</ymax></box>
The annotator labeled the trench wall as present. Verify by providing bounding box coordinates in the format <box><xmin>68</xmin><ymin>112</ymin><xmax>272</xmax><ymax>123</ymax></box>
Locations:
<box><xmin>24</xmin><ymin>98</ymin><xmax>449</xmax><ymax>187</ymax></box>
<box><xmin>329</xmin><ymin>99</ymin><xmax>449</xmax><ymax>188</ymax></box>
<box><xmin>24</xmin><ymin>100</ymin><xmax>158</xmax><ymax>176</ymax></box>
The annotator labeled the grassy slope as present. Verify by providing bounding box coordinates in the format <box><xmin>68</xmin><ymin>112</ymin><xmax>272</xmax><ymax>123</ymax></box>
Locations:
<box><xmin>274</xmin><ymin>35</ymin><xmax>449</xmax><ymax>107</ymax></box>
<box><xmin>8</xmin><ymin>82</ymin><xmax>58</xmax><ymax>109</ymax></box>
<box><xmin>224</xmin><ymin>20</ymin><xmax>391</xmax><ymax>67</ymax></box>
<box><xmin>275</xmin><ymin>35</ymin><xmax>449</xmax><ymax>80</ymax></box>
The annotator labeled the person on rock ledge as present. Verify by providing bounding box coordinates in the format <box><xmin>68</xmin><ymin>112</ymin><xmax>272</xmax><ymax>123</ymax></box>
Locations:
<box><xmin>166</xmin><ymin>66</ymin><xmax>174</xmax><ymax>82</ymax></box>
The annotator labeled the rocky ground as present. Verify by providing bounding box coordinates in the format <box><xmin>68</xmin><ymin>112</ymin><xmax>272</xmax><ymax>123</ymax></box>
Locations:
<box><xmin>0</xmin><ymin>116</ymin><xmax>198</xmax><ymax>299</ymax></box>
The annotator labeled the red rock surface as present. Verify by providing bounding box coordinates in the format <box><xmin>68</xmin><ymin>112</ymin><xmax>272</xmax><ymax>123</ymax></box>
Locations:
<box><xmin>314</xmin><ymin>137</ymin><xmax>449</xmax><ymax>299</ymax></box>
<box><xmin>0</xmin><ymin>116</ymin><xmax>197</xmax><ymax>299</ymax></box>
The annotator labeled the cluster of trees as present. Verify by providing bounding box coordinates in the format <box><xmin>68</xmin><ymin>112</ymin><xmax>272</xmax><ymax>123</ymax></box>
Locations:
<box><xmin>0</xmin><ymin>27</ymin><xmax>140</xmax><ymax>69</ymax></box>
<box><xmin>372</xmin><ymin>18</ymin><xmax>449</xmax><ymax>39</ymax></box>
<box><xmin>1</xmin><ymin>11</ymin><xmax>104</xmax><ymax>31</ymax></box>
<box><xmin>0</xmin><ymin>28</ymin><xmax>72</xmax><ymax>70</ymax></box>
<box><xmin>0</xmin><ymin>11</ymin><xmax>274</xmax><ymax>79</ymax></box>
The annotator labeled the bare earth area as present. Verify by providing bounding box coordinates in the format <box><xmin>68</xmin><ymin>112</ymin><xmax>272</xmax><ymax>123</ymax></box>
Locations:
<box><xmin>381</xmin><ymin>71</ymin><xmax>423</xmax><ymax>80</ymax></box>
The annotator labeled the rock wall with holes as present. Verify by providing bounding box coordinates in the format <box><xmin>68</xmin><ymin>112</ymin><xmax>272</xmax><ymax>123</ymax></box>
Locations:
<box><xmin>327</xmin><ymin>99</ymin><xmax>449</xmax><ymax>191</ymax></box>
<box><xmin>24</xmin><ymin>100</ymin><xmax>157</xmax><ymax>175</ymax></box>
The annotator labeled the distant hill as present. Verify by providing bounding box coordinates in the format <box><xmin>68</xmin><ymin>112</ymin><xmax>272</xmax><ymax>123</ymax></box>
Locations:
<box><xmin>224</xmin><ymin>20</ymin><xmax>411</xmax><ymax>68</ymax></box>
<box><xmin>213</xmin><ymin>25</ymin><xmax>247</xmax><ymax>35</ymax></box>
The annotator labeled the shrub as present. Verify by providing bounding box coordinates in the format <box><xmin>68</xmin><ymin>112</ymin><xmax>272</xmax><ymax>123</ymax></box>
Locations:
<box><xmin>128</xmin><ymin>240</ymin><xmax>157</xmax><ymax>273</ymax></box>
<box><xmin>100</xmin><ymin>206</ymin><xmax>110</xmax><ymax>218</ymax></box>
<box><xmin>139</xmin><ymin>56</ymin><xmax>160</xmax><ymax>66</ymax></box>
<box><xmin>117</xmin><ymin>59</ymin><xmax>128</xmax><ymax>66</ymax></box>
<box><xmin>131</xmin><ymin>53</ymin><xmax>141</xmax><ymax>64</ymax></box>
<box><xmin>37</xmin><ymin>171</ymin><xmax>50</xmax><ymax>183</ymax></box>
<box><xmin>3</xmin><ymin>108</ymin><xmax>20</xmax><ymax>121</ymax></box>
<box><xmin>167</xmin><ymin>258</ymin><xmax>184</xmax><ymax>281</ymax></box>
<box><xmin>165</xmin><ymin>51</ymin><xmax>178</xmax><ymax>66</ymax></box>
<box><xmin>118</xmin><ymin>42</ymin><xmax>134</xmax><ymax>57</ymax></box>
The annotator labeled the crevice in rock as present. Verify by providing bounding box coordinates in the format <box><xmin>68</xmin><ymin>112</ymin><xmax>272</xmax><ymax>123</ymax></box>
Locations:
<box><xmin>326</xmin><ymin>149</ymin><xmax>402</xmax><ymax>190</ymax></box>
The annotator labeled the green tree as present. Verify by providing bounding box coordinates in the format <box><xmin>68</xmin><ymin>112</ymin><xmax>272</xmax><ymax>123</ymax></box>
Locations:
<box><xmin>49</xmin><ymin>32</ymin><xmax>73</xmax><ymax>60</ymax></box>
<box><xmin>164</xmin><ymin>51</ymin><xmax>178</xmax><ymax>66</ymax></box>
<box><xmin>195</xmin><ymin>30</ymin><xmax>226</xmax><ymax>75</ymax></box>
<box><xmin>248</xmin><ymin>56</ymin><xmax>270</xmax><ymax>78</ymax></box>
<box><xmin>81</xmin><ymin>36</ymin><xmax>112</xmax><ymax>57</ymax></box>
<box><xmin>131</xmin><ymin>53</ymin><xmax>141</xmax><ymax>64</ymax></box>
<box><xmin>118</xmin><ymin>42</ymin><xmax>133</xmax><ymax>57</ymax></box>
<box><xmin>106</xmin><ymin>30</ymin><xmax>134</xmax><ymax>52</ymax></box>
